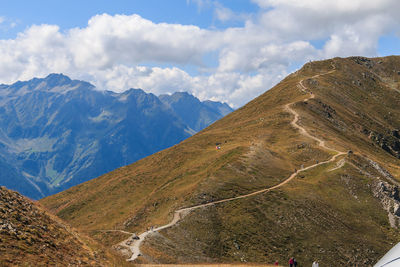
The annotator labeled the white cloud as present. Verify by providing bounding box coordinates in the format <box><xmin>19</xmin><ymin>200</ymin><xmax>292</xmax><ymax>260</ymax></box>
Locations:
<box><xmin>86</xmin><ymin>64</ymin><xmax>282</xmax><ymax>107</ymax></box>
<box><xmin>187</xmin><ymin>0</ymin><xmax>213</xmax><ymax>12</ymax></box>
<box><xmin>0</xmin><ymin>24</ymin><xmax>69</xmax><ymax>82</ymax></box>
<box><xmin>0</xmin><ymin>1</ymin><xmax>400</xmax><ymax>107</ymax></box>
<box><xmin>252</xmin><ymin>0</ymin><xmax>398</xmax><ymax>11</ymax></box>
<box><xmin>214</xmin><ymin>4</ymin><xmax>235</xmax><ymax>22</ymax></box>
<box><xmin>67</xmin><ymin>14</ymin><xmax>221</xmax><ymax>69</ymax></box>
<box><xmin>0</xmin><ymin>17</ymin><xmax>19</xmax><ymax>31</ymax></box>
<box><xmin>214</xmin><ymin>3</ymin><xmax>250</xmax><ymax>23</ymax></box>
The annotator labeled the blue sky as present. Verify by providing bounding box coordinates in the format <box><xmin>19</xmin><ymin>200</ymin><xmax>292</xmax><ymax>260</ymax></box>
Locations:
<box><xmin>0</xmin><ymin>0</ymin><xmax>399</xmax><ymax>107</ymax></box>
<box><xmin>0</xmin><ymin>0</ymin><xmax>258</xmax><ymax>38</ymax></box>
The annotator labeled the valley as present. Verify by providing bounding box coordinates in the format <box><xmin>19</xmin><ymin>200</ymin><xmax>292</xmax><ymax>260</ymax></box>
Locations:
<box><xmin>0</xmin><ymin>75</ymin><xmax>232</xmax><ymax>199</ymax></box>
<box><xmin>2</xmin><ymin>1</ymin><xmax>400</xmax><ymax>266</ymax></box>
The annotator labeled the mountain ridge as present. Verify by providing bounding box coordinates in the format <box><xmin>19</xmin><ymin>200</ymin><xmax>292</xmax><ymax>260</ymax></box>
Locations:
<box><xmin>159</xmin><ymin>91</ymin><xmax>233</xmax><ymax>132</ymax></box>
<box><xmin>0</xmin><ymin>74</ymin><xmax>232</xmax><ymax>199</ymax></box>
<box><xmin>41</xmin><ymin>56</ymin><xmax>400</xmax><ymax>265</ymax></box>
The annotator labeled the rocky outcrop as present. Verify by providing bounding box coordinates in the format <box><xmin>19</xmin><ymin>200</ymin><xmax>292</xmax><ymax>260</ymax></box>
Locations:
<box><xmin>373</xmin><ymin>181</ymin><xmax>400</xmax><ymax>228</ymax></box>
<box><xmin>367</xmin><ymin>158</ymin><xmax>400</xmax><ymax>228</ymax></box>
<box><xmin>367</xmin><ymin>159</ymin><xmax>400</xmax><ymax>228</ymax></box>
<box><xmin>362</xmin><ymin>128</ymin><xmax>400</xmax><ymax>159</ymax></box>
<box><xmin>306</xmin><ymin>99</ymin><xmax>347</xmax><ymax>131</ymax></box>
<box><xmin>348</xmin><ymin>157</ymin><xmax>400</xmax><ymax>228</ymax></box>
<box><xmin>350</xmin><ymin>56</ymin><xmax>376</xmax><ymax>69</ymax></box>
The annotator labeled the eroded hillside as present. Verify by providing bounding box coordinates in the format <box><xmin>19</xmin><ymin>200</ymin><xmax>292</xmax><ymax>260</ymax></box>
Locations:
<box><xmin>41</xmin><ymin>56</ymin><xmax>400</xmax><ymax>265</ymax></box>
<box><xmin>0</xmin><ymin>186</ymin><xmax>126</xmax><ymax>266</ymax></box>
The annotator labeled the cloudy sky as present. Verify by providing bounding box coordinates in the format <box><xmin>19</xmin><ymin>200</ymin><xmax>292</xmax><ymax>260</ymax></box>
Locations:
<box><xmin>1</xmin><ymin>0</ymin><xmax>400</xmax><ymax>107</ymax></box>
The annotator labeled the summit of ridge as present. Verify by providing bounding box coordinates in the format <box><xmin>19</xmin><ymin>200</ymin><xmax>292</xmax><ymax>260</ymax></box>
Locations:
<box><xmin>41</xmin><ymin>56</ymin><xmax>400</xmax><ymax>265</ymax></box>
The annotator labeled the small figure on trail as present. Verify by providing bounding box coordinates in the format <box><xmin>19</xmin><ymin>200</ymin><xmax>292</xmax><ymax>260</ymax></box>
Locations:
<box><xmin>132</xmin><ymin>233</ymin><xmax>140</xmax><ymax>240</ymax></box>
<box><xmin>289</xmin><ymin>257</ymin><xmax>294</xmax><ymax>267</ymax></box>
<box><xmin>312</xmin><ymin>260</ymin><xmax>319</xmax><ymax>267</ymax></box>
<box><xmin>274</xmin><ymin>260</ymin><xmax>279</xmax><ymax>266</ymax></box>
<box><xmin>316</xmin><ymin>160</ymin><xmax>319</xmax><ymax>164</ymax></box>
<box><xmin>294</xmin><ymin>168</ymin><xmax>297</xmax><ymax>173</ymax></box>
<box><xmin>293</xmin><ymin>258</ymin><xmax>297</xmax><ymax>267</ymax></box>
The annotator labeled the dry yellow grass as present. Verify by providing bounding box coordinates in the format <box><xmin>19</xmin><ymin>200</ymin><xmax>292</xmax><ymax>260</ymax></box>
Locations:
<box><xmin>41</xmin><ymin>56</ymin><xmax>400</xmax><ymax>266</ymax></box>
<box><xmin>137</xmin><ymin>265</ymin><xmax>281</xmax><ymax>267</ymax></box>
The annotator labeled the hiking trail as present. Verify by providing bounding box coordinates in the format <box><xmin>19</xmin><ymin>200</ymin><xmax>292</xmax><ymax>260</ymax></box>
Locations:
<box><xmin>112</xmin><ymin>63</ymin><xmax>346</xmax><ymax>262</ymax></box>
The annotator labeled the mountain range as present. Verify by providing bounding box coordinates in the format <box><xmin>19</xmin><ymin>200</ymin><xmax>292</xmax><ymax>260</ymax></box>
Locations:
<box><xmin>41</xmin><ymin>56</ymin><xmax>400</xmax><ymax>266</ymax></box>
<box><xmin>0</xmin><ymin>74</ymin><xmax>232</xmax><ymax>199</ymax></box>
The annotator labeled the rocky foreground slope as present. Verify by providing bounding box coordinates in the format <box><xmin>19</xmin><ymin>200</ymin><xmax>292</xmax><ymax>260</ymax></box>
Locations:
<box><xmin>41</xmin><ymin>56</ymin><xmax>400</xmax><ymax>265</ymax></box>
<box><xmin>0</xmin><ymin>186</ymin><xmax>126</xmax><ymax>266</ymax></box>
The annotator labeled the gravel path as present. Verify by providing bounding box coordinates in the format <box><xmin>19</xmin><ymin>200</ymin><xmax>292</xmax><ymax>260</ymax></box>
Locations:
<box><xmin>114</xmin><ymin>64</ymin><xmax>344</xmax><ymax>262</ymax></box>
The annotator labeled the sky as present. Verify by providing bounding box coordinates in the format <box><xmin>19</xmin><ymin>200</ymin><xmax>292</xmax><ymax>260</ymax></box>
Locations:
<box><xmin>0</xmin><ymin>0</ymin><xmax>400</xmax><ymax>107</ymax></box>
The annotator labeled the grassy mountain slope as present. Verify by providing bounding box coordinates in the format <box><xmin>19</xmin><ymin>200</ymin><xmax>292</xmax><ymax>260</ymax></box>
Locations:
<box><xmin>0</xmin><ymin>186</ymin><xmax>127</xmax><ymax>266</ymax></box>
<box><xmin>41</xmin><ymin>56</ymin><xmax>400</xmax><ymax>265</ymax></box>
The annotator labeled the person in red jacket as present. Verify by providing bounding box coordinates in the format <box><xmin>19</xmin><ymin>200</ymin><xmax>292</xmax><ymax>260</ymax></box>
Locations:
<box><xmin>289</xmin><ymin>257</ymin><xmax>294</xmax><ymax>267</ymax></box>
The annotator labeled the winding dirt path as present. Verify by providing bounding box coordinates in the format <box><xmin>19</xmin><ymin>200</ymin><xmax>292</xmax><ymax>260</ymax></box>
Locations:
<box><xmin>115</xmin><ymin>64</ymin><xmax>345</xmax><ymax>262</ymax></box>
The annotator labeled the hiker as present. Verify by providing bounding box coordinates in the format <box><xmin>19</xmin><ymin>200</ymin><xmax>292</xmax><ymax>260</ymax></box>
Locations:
<box><xmin>289</xmin><ymin>257</ymin><xmax>294</xmax><ymax>267</ymax></box>
<box><xmin>293</xmin><ymin>258</ymin><xmax>297</xmax><ymax>267</ymax></box>
<box><xmin>312</xmin><ymin>260</ymin><xmax>319</xmax><ymax>267</ymax></box>
<box><xmin>274</xmin><ymin>260</ymin><xmax>279</xmax><ymax>266</ymax></box>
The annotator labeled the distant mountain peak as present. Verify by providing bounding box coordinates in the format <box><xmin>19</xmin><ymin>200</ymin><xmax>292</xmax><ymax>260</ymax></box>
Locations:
<box><xmin>0</xmin><ymin>74</ymin><xmax>231</xmax><ymax>199</ymax></box>
<box><xmin>159</xmin><ymin>92</ymin><xmax>233</xmax><ymax>132</ymax></box>
<box><xmin>45</xmin><ymin>73</ymin><xmax>71</xmax><ymax>81</ymax></box>
<box><xmin>41</xmin><ymin>73</ymin><xmax>74</xmax><ymax>88</ymax></box>
<box><xmin>122</xmin><ymin>88</ymin><xmax>146</xmax><ymax>95</ymax></box>
<box><xmin>171</xmin><ymin>91</ymin><xmax>192</xmax><ymax>97</ymax></box>
<box><xmin>4</xmin><ymin>73</ymin><xmax>95</xmax><ymax>96</ymax></box>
